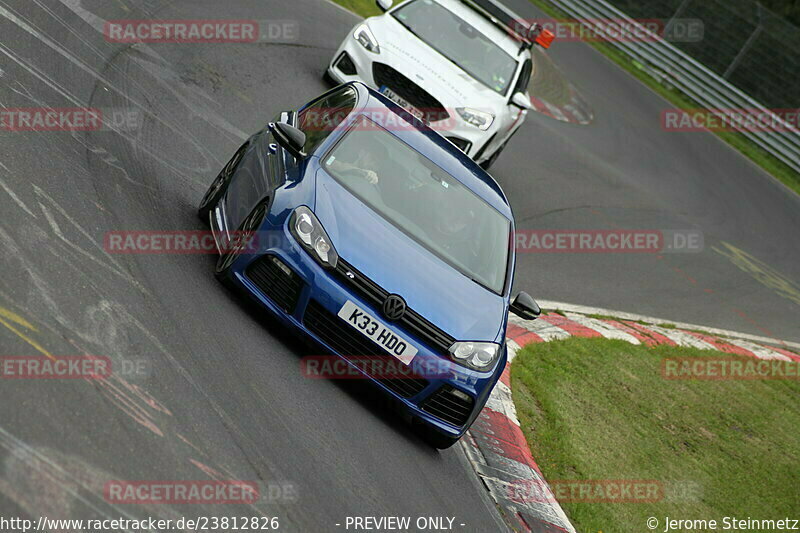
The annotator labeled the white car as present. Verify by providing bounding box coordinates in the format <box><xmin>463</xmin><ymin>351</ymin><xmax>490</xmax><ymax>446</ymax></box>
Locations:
<box><xmin>327</xmin><ymin>0</ymin><xmax>552</xmax><ymax>169</ymax></box>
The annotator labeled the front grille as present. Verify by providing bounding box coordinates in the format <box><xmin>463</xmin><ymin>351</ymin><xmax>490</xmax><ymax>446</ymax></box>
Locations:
<box><xmin>304</xmin><ymin>300</ymin><xmax>429</xmax><ymax>398</ymax></box>
<box><xmin>446</xmin><ymin>136</ymin><xmax>472</xmax><ymax>153</ymax></box>
<box><xmin>421</xmin><ymin>386</ymin><xmax>475</xmax><ymax>427</ymax></box>
<box><xmin>246</xmin><ymin>255</ymin><xmax>304</xmax><ymax>313</ymax></box>
<box><xmin>334</xmin><ymin>259</ymin><xmax>456</xmax><ymax>355</ymax></box>
<box><xmin>372</xmin><ymin>63</ymin><xmax>450</xmax><ymax>122</ymax></box>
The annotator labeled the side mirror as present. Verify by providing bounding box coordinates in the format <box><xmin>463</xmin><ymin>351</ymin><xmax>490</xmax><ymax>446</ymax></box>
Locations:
<box><xmin>269</xmin><ymin>122</ymin><xmax>307</xmax><ymax>160</ymax></box>
<box><xmin>511</xmin><ymin>92</ymin><xmax>533</xmax><ymax>110</ymax></box>
<box><xmin>510</xmin><ymin>292</ymin><xmax>541</xmax><ymax>320</ymax></box>
<box><xmin>376</xmin><ymin>0</ymin><xmax>393</xmax><ymax>11</ymax></box>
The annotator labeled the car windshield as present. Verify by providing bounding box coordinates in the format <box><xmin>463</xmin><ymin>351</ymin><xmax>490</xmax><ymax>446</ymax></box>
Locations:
<box><xmin>392</xmin><ymin>0</ymin><xmax>518</xmax><ymax>95</ymax></box>
<box><xmin>323</xmin><ymin>116</ymin><xmax>510</xmax><ymax>293</ymax></box>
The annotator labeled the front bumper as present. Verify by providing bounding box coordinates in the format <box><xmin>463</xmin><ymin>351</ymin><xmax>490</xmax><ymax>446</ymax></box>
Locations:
<box><xmin>327</xmin><ymin>36</ymin><xmax>499</xmax><ymax>164</ymax></box>
<box><xmin>218</xmin><ymin>214</ymin><xmax>504</xmax><ymax>439</ymax></box>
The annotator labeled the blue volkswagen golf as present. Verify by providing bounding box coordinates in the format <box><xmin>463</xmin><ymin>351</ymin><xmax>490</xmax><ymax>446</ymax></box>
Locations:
<box><xmin>199</xmin><ymin>82</ymin><xmax>540</xmax><ymax>448</ymax></box>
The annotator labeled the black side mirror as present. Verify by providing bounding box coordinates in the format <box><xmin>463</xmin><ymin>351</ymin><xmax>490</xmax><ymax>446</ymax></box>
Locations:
<box><xmin>510</xmin><ymin>292</ymin><xmax>541</xmax><ymax>320</ymax></box>
<box><xmin>269</xmin><ymin>122</ymin><xmax>307</xmax><ymax>160</ymax></box>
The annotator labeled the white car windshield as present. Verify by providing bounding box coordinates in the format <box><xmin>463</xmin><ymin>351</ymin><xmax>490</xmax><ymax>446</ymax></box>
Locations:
<box><xmin>392</xmin><ymin>0</ymin><xmax>519</xmax><ymax>95</ymax></box>
<box><xmin>323</xmin><ymin>116</ymin><xmax>511</xmax><ymax>293</ymax></box>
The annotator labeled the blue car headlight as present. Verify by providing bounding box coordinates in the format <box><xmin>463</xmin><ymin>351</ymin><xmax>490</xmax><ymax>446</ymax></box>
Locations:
<box><xmin>449</xmin><ymin>342</ymin><xmax>501</xmax><ymax>371</ymax></box>
<box><xmin>290</xmin><ymin>206</ymin><xmax>339</xmax><ymax>269</ymax></box>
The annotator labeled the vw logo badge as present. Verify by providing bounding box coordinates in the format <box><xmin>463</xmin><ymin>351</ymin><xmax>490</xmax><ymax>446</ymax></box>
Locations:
<box><xmin>383</xmin><ymin>294</ymin><xmax>407</xmax><ymax>321</ymax></box>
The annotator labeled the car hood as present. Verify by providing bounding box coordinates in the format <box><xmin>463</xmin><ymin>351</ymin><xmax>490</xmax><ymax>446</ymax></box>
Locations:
<box><xmin>313</xmin><ymin>168</ymin><xmax>506</xmax><ymax>343</ymax></box>
<box><xmin>368</xmin><ymin>16</ymin><xmax>507</xmax><ymax>114</ymax></box>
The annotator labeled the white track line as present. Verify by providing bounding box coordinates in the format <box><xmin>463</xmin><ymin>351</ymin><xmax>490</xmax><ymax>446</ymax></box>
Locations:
<box><xmin>563</xmin><ymin>313</ymin><xmax>641</xmax><ymax>344</ymax></box>
<box><xmin>539</xmin><ymin>300</ymin><xmax>800</xmax><ymax>351</ymax></box>
<box><xmin>509</xmin><ymin>315</ymin><xmax>571</xmax><ymax>341</ymax></box>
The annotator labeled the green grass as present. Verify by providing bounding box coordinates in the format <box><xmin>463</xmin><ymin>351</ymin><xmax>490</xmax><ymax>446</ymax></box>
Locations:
<box><xmin>526</xmin><ymin>0</ymin><xmax>800</xmax><ymax>196</ymax></box>
<box><xmin>511</xmin><ymin>337</ymin><xmax>800</xmax><ymax>533</ymax></box>
<box><xmin>331</xmin><ymin>0</ymin><xmax>382</xmax><ymax>17</ymax></box>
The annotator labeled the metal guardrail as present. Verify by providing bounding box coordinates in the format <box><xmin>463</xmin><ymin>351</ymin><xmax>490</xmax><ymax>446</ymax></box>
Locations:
<box><xmin>544</xmin><ymin>0</ymin><xmax>800</xmax><ymax>175</ymax></box>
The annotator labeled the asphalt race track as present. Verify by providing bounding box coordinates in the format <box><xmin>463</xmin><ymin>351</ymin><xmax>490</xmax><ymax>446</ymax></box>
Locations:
<box><xmin>0</xmin><ymin>0</ymin><xmax>798</xmax><ymax>531</ymax></box>
<box><xmin>501</xmin><ymin>0</ymin><xmax>800</xmax><ymax>343</ymax></box>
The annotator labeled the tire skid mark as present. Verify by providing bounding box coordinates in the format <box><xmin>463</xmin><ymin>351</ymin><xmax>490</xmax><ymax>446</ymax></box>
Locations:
<box><xmin>0</xmin><ymin>21</ymin><xmax>222</xmax><ymax>189</ymax></box>
<box><xmin>32</xmin><ymin>184</ymin><xmax>151</xmax><ymax>295</ymax></box>
<box><xmin>0</xmin><ymin>42</ymin><xmax>202</xmax><ymax>188</ymax></box>
<box><xmin>0</xmin><ymin>306</ymin><xmax>288</xmax><ymax>519</ymax></box>
<box><xmin>57</xmin><ymin>0</ymin><xmax>248</xmax><ymax>143</ymax></box>
<box><xmin>1</xmin><ymin>0</ymin><xmax>243</xmax><ymax>158</ymax></box>
<box><xmin>90</xmin><ymin>373</ymin><xmax>170</xmax><ymax>437</ymax></box>
<box><xmin>0</xmin><ymin>43</ymin><xmax>211</xmax><ymax>188</ymax></box>
<box><xmin>0</xmin><ymin>432</ymin><xmax>194</xmax><ymax>529</ymax></box>
<box><xmin>176</xmin><ymin>433</ymin><xmax>206</xmax><ymax>457</ymax></box>
<box><xmin>0</xmin><ymin>162</ymin><xmax>38</xmax><ymax>218</ymax></box>
<box><xmin>2</xmin><ymin>78</ymin><xmax>161</xmax><ymax>190</ymax></box>
<box><xmin>0</xmin><ymin>430</ymin><xmax>141</xmax><ymax>524</ymax></box>
<box><xmin>188</xmin><ymin>461</ymin><xmax>278</xmax><ymax>519</ymax></box>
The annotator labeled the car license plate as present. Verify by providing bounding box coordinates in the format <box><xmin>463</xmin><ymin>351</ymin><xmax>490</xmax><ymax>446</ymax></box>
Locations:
<box><xmin>337</xmin><ymin>300</ymin><xmax>418</xmax><ymax>365</ymax></box>
<box><xmin>379</xmin><ymin>86</ymin><xmax>425</xmax><ymax>121</ymax></box>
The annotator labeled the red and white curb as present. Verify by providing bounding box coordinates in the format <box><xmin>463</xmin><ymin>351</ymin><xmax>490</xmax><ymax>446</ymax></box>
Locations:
<box><xmin>462</xmin><ymin>302</ymin><xmax>800</xmax><ymax>533</ymax></box>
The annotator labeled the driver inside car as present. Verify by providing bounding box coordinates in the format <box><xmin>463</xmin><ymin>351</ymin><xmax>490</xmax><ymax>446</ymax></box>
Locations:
<box><xmin>327</xmin><ymin>142</ymin><xmax>386</xmax><ymax>185</ymax></box>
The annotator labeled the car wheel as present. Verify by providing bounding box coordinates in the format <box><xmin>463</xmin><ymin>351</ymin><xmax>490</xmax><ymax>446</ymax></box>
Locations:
<box><xmin>323</xmin><ymin>69</ymin><xmax>337</xmax><ymax>86</ymax></box>
<box><xmin>215</xmin><ymin>200</ymin><xmax>269</xmax><ymax>278</ymax></box>
<box><xmin>198</xmin><ymin>143</ymin><xmax>248</xmax><ymax>224</ymax></box>
<box><xmin>479</xmin><ymin>141</ymin><xmax>506</xmax><ymax>171</ymax></box>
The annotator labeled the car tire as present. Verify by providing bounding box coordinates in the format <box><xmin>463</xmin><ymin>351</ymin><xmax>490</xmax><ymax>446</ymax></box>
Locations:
<box><xmin>479</xmin><ymin>141</ymin><xmax>506</xmax><ymax>171</ymax></box>
<box><xmin>215</xmin><ymin>200</ymin><xmax>269</xmax><ymax>279</ymax></box>
<box><xmin>198</xmin><ymin>143</ymin><xmax>248</xmax><ymax>224</ymax></box>
<box><xmin>323</xmin><ymin>69</ymin><xmax>337</xmax><ymax>86</ymax></box>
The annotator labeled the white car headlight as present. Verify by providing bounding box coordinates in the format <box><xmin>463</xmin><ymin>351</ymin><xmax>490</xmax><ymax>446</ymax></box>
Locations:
<box><xmin>456</xmin><ymin>108</ymin><xmax>495</xmax><ymax>131</ymax></box>
<box><xmin>290</xmin><ymin>206</ymin><xmax>339</xmax><ymax>268</ymax></box>
<box><xmin>449</xmin><ymin>342</ymin><xmax>501</xmax><ymax>371</ymax></box>
<box><xmin>354</xmin><ymin>24</ymin><xmax>380</xmax><ymax>54</ymax></box>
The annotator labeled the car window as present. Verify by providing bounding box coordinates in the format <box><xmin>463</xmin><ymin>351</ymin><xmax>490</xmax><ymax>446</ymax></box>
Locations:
<box><xmin>297</xmin><ymin>86</ymin><xmax>358</xmax><ymax>154</ymax></box>
<box><xmin>323</xmin><ymin>115</ymin><xmax>511</xmax><ymax>294</ymax></box>
<box><xmin>392</xmin><ymin>0</ymin><xmax>518</xmax><ymax>95</ymax></box>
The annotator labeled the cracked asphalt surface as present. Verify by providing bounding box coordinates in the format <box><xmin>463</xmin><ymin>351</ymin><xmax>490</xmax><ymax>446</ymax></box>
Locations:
<box><xmin>0</xmin><ymin>0</ymin><xmax>798</xmax><ymax>531</ymax></box>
